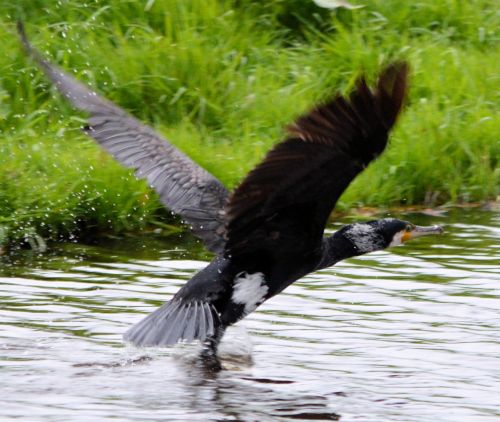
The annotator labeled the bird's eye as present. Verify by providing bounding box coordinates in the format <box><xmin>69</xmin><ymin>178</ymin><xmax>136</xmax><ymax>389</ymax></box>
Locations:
<box><xmin>405</xmin><ymin>225</ymin><xmax>414</xmax><ymax>232</ymax></box>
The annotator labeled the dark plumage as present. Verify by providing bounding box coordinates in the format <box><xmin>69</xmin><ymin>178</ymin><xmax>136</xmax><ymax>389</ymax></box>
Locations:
<box><xmin>19</xmin><ymin>23</ymin><xmax>443</xmax><ymax>370</ymax></box>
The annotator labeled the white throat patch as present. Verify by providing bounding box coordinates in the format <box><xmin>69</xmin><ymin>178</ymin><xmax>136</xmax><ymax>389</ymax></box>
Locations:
<box><xmin>344</xmin><ymin>223</ymin><xmax>383</xmax><ymax>252</ymax></box>
<box><xmin>232</xmin><ymin>272</ymin><xmax>268</xmax><ymax>315</ymax></box>
<box><xmin>389</xmin><ymin>230</ymin><xmax>405</xmax><ymax>247</ymax></box>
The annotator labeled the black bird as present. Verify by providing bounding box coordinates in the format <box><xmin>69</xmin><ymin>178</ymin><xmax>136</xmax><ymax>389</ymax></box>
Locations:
<box><xmin>19</xmin><ymin>23</ymin><xmax>443</xmax><ymax>369</ymax></box>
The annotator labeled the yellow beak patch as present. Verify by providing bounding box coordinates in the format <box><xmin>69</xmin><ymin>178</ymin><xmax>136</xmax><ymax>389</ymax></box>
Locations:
<box><xmin>401</xmin><ymin>231</ymin><xmax>412</xmax><ymax>243</ymax></box>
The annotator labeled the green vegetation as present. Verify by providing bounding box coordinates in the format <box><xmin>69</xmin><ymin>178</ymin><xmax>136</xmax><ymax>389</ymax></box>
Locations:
<box><xmin>0</xmin><ymin>0</ymin><xmax>498</xmax><ymax>249</ymax></box>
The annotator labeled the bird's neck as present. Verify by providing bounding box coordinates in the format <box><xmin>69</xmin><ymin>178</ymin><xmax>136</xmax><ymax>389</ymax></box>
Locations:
<box><xmin>315</xmin><ymin>230</ymin><xmax>360</xmax><ymax>271</ymax></box>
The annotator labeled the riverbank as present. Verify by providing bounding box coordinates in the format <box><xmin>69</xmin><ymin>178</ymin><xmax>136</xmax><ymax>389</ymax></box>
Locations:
<box><xmin>1</xmin><ymin>1</ymin><xmax>498</xmax><ymax>248</ymax></box>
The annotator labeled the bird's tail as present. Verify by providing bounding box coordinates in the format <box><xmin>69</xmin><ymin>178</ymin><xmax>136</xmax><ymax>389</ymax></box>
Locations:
<box><xmin>123</xmin><ymin>300</ymin><xmax>220</xmax><ymax>347</ymax></box>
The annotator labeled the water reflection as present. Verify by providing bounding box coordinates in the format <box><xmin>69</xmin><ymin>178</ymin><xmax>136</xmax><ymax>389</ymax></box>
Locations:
<box><xmin>1</xmin><ymin>210</ymin><xmax>499</xmax><ymax>421</ymax></box>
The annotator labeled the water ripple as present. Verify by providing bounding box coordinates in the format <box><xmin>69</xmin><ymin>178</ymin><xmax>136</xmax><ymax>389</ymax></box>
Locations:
<box><xmin>1</xmin><ymin>211</ymin><xmax>499</xmax><ymax>421</ymax></box>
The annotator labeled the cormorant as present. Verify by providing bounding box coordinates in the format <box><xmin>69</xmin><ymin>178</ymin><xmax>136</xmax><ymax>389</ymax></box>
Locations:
<box><xmin>19</xmin><ymin>23</ymin><xmax>443</xmax><ymax>370</ymax></box>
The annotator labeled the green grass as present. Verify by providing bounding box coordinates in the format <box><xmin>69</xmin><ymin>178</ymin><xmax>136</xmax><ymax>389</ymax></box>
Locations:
<box><xmin>0</xmin><ymin>0</ymin><xmax>498</xmax><ymax>249</ymax></box>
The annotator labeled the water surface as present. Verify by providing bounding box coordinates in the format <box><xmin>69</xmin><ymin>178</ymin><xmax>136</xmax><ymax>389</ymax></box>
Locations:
<box><xmin>1</xmin><ymin>210</ymin><xmax>499</xmax><ymax>421</ymax></box>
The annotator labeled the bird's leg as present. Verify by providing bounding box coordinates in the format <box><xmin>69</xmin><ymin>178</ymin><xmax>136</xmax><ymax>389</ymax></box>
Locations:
<box><xmin>199</xmin><ymin>325</ymin><xmax>226</xmax><ymax>372</ymax></box>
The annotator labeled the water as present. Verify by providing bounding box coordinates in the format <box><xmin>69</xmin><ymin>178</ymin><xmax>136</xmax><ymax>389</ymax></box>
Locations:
<box><xmin>1</xmin><ymin>209</ymin><xmax>499</xmax><ymax>421</ymax></box>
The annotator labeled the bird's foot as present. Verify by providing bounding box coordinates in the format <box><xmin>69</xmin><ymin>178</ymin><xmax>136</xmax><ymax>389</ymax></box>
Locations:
<box><xmin>199</xmin><ymin>345</ymin><xmax>223</xmax><ymax>372</ymax></box>
<box><xmin>200</xmin><ymin>354</ymin><xmax>223</xmax><ymax>372</ymax></box>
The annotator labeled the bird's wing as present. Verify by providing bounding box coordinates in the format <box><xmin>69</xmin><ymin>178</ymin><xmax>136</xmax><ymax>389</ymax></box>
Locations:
<box><xmin>225</xmin><ymin>62</ymin><xmax>408</xmax><ymax>266</ymax></box>
<box><xmin>18</xmin><ymin>23</ymin><xmax>228</xmax><ymax>254</ymax></box>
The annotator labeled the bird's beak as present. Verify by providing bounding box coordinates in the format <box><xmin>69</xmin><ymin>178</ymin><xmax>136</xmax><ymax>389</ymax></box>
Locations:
<box><xmin>402</xmin><ymin>225</ymin><xmax>444</xmax><ymax>242</ymax></box>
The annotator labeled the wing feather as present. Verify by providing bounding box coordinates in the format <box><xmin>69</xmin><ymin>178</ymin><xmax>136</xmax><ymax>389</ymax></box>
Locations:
<box><xmin>225</xmin><ymin>63</ymin><xmax>408</xmax><ymax>265</ymax></box>
<box><xmin>18</xmin><ymin>23</ymin><xmax>228</xmax><ymax>254</ymax></box>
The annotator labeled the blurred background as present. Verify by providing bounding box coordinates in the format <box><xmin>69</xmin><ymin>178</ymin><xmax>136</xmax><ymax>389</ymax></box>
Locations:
<box><xmin>0</xmin><ymin>0</ymin><xmax>498</xmax><ymax>247</ymax></box>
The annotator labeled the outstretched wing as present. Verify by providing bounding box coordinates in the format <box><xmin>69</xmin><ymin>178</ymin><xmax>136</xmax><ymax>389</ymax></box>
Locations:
<box><xmin>225</xmin><ymin>62</ymin><xmax>408</xmax><ymax>267</ymax></box>
<box><xmin>18</xmin><ymin>23</ymin><xmax>228</xmax><ymax>254</ymax></box>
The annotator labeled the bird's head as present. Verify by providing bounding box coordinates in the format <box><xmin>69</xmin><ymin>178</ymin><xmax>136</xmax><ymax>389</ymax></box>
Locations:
<box><xmin>340</xmin><ymin>218</ymin><xmax>443</xmax><ymax>254</ymax></box>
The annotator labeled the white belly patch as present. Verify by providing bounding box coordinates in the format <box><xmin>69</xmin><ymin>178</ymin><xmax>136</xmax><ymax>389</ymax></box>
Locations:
<box><xmin>231</xmin><ymin>272</ymin><xmax>268</xmax><ymax>315</ymax></box>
